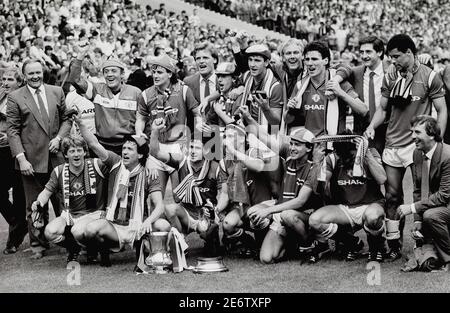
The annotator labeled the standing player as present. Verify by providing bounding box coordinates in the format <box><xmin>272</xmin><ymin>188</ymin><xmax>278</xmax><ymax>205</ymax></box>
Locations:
<box><xmin>69</xmin><ymin>45</ymin><xmax>142</xmax><ymax>155</ymax></box>
<box><xmin>365</xmin><ymin>34</ymin><xmax>447</xmax><ymax>260</ymax></box>
<box><xmin>286</xmin><ymin>41</ymin><xmax>368</xmax><ymax>138</ymax></box>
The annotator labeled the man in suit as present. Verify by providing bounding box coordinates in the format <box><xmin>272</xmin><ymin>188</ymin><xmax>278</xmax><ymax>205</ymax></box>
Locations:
<box><xmin>6</xmin><ymin>59</ymin><xmax>72</xmax><ymax>259</ymax></box>
<box><xmin>183</xmin><ymin>42</ymin><xmax>218</xmax><ymax>134</ymax></box>
<box><xmin>0</xmin><ymin>68</ymin><xmax>27</xmax><ymax>255</ymax></box>
<box><xmin>398</xmin><ymin>115</ymin><xmax>450</xmax><ymax>271</ymax></box>
<box><xmin>333</xmin><ymin>36</ymin><xmax>388</xmax><ymax>154</ymax></box>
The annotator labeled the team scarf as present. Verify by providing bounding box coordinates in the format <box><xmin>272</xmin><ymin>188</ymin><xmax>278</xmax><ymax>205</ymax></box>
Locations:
<box><xmin>173</xmin><ymin>158</ymin><xmax>211</xmax><ymax>207</ymax></box>
<box><xmin>240</xmin><ymin>68</ymin><xmax>275</xmax><ymax>128</ymax></box>
<box><xmin>106</xmin><ymin>162</ymin><xmax>146</xmax><ymax>228</ymax></box>
<box><xmin>62</xmin><ymin>159</ymin><xmax>97</xmax><ymax>210</ymax></box>
<box><xmin>389</xmin><ymin>72</ymin><xmax>414</xmax><ymax>99</ymax></box>
<box><xmin>313</xmin><ymin>134</ymin><xmax>368</xmax><ymax>181</ymax></box>
<box><xmin>282</xmin><ymin>156</ymin><xmax>312</xmax><ymax>202</ymax></box>
<box><xmin>148</xmin><ymin>85</ymin><xmax>180</xmax><ymax>142</ymax></box>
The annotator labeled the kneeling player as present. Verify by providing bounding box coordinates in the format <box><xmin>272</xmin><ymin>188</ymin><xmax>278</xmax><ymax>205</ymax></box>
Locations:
<box><xmin>38</xmin><ymin>135</ymin><xmax>108</xmax><ymax>263</ymax></box>
<box><xmin>77</xmin><ymin>115</ymin><xmax>171</xmax><ymax>267</ymax></box>
<box><xmin>150</xmin><ymin>118</ymin><xmax>228</xmax><ymax>256</ymax></box>
<box><xmin>309</xmin><ymin>132</ymin><xmax>387</xmax><ymax>262</ymax></box>
<box><xmin>220</xmin><ymin>122</ymin><xmax>275</xmax><ymax>257</ymax></box>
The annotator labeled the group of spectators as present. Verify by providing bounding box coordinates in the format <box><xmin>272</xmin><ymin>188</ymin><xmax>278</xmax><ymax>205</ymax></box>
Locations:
<box><xmin>188</xmin><ymin>0</ymin><xmax>450</xmax><ymax>70</ymax></box>
<box><xmin>2</xmin><ymin>0</ymin><xmax>450</xmax><ymax>276</ymax></box>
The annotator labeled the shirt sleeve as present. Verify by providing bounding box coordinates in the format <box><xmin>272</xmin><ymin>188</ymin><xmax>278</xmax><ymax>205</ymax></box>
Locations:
<box><xmin>45</xmin><ymin>167</ymin><xmax>61</xmax><ymax>194</ymax></box>
<box><xmin>429</xmin><ymin>71</ymin><xmax>445</xmax><ymax>100</ymax></box>
<box><xmin>148</xmin><ymin>175</ymin><xmax>162</xmax><ymax>194</ymax></box>
<box><xmin>269</xmin><ymin>82</ymin><xmax>283</xmax><ymax>109</ymax></box>
<box><xmin>381</xmin><ymin>75</ymin><xmax>394</xmax><ymax>98</ymax></box>
<box><xmin>137</xmin><ymin>91</ymin><xmax>150</xmax><ymax>116</ymax></box>
<box><xmin>340</xmin><ymin>81</ymin><xmax>358</xmax><ymax>98</ymax></box>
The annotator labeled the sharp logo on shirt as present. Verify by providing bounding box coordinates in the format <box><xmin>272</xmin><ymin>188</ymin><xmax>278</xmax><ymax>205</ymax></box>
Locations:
<box><xmin>246</xmin><ymin>180</ymin><xmax>253</xmax><ymax>186</ymax></box>
<box><xmin>411</xmin><ymin>96</ymin><xmax>421</xmax><ymax>101</ymax></box>
<box><xmin>304</xmin><ymin>104</ymin><xmax>325</xmax><ymax>111</ymax></box>
<box><xmin>198</xmin><ymin>187</ymin><xmax>210</xmax><ymax>193</ymax></box>
<box><xmin>337</xmin><ymin>179</ymin><xmax>365</xmax><ymax>186</ymax></box>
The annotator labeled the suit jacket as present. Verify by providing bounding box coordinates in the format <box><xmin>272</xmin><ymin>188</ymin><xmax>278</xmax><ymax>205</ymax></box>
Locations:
<box><xmin>183</xmin><ymin>72</ymin><xmax>202</xmax><ymax>102</ymax></box>
<box><xmin>6</xmin><ymin>84</ymin><xmax>71</xmax><ymax>173</ymax></box>
<box><xmin>412</xmin><ymin>142</ymin><xmax>450</xmax><ymax>216</ymax></box>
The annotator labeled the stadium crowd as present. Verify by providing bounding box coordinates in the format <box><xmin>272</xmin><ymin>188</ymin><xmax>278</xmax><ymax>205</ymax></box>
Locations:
<box><xmin>188</xmin><ymin>0</ymin><xmax>450</xmax><ymax>69</ymax></box>
<box><xmin>1</xmin><ymin>0</ymin><xmax>450</xmax><ymax>275</ymax></box>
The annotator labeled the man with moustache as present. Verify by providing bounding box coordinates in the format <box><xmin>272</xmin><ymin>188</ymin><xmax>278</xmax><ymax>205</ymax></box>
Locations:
<box><xmin>6</xmin><ymin>59</ymin><xmax>72</xmax><ymax>259</ymax></box>
<box><xmin>68</xmin><ymin>45</ymin><xmax>142</xmax><ymax>155</ymax></box>
<box><xmin>0</xmin><ymin>68</ymin><xmax>27</xmax><ymax>255</ymax></box>
<box><xmin>365</xmin><ymin>34</ymin><xmax>447</xmax><ymax>261</ymax></box>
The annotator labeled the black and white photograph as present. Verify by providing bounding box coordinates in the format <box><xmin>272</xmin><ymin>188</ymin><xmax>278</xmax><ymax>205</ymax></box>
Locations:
<box><xmin>1</xmin><ymin>0</ymin><xmax>450</xmax><ymax>299</ymax></box>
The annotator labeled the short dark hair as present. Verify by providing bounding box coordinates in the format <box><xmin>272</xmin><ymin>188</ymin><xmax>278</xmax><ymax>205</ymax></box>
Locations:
<box><xmin>359</xmin><ymin>36</ymin><xmax>385</xmax><ymax>60</ymax></box>
<box><xmin>386</xmin><ymin>34</ymin><xmax>417</xmax><ymax>55</ymax></box>
<box><xmin>123</xmin><ymin>135</ymin><xmax>150</xmax><ymax>165</ymax></box>
<box><xmin>61</xmin><ymin>135</ymin><xmax>88</xmax><ymax>156</ymax></box>
<box><xmin>410</xmin><ymin>115</ymin><xmax>442</xmax><ymax>142</ymax></box>
<box><xmin>303</xmin><ymin>41</ymin><xmax>331</xmax><ymax>67</ymax></box>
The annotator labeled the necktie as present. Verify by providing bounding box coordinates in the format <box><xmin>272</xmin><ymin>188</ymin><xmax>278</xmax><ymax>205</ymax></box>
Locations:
<box><xmin>203</xmin><ymin>78</ymin><xmax>210</xmax><ymax>98</ymax></box>
<box><xmin>421</xmin><ymin>155</ymin><xmax>430</xmax><ymax>200</ymax></box>
<box><xmin>35</xmin><ymin>88</ymin><xmax>50</xmax><ymax>127</ymax></box>
<box><xmin>368</xmin><ymin>71</ymin><xmax>376</xmax><ymax>119</ymax></box>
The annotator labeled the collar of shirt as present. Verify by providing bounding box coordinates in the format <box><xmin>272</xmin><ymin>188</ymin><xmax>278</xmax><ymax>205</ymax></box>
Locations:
<box><xmin>27</xmin><ymin>84</ymin><xmax>45</xmax><ymax>96</ymax></box>
<box><xmin>200</xmin><ymin>73</ymin><xmax>216</xmax><ymax>85</ymax></box>
<box><xmin>365</xmin><ymin>61</ymin><xmax>384</xmax><ymax>77</ymax></box>
<box><xmin>425</xmin><ymin>142</ymin><xmax>438</xmax><ymax>160</ymax></box>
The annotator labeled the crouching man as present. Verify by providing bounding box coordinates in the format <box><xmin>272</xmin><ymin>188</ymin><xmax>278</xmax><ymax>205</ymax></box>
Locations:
<box><xmin>309</xmin><ymin>131</ymin><xmax>387</xmax><ymax>263</ymax></box>
<box><xmin>77</xmin><ymin>114</ymin><xmax>170</xmax><ymax>267</ymax></box>
<box><xmin>150</xmin><ymin>117</ymin><xmax>229</xmax><ymax>256</ymax></box>
<box><xmin>37</xmin><ymin>135</ymin><xmax>108</xmax><ymax>264</ymax></box>
<box><xmin>242</xmin><ymin>104</ymin><xmax>324</xmax><ymax>263</ymax></box>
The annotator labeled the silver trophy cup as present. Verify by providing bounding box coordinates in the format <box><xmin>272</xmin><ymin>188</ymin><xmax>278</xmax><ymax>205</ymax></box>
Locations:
<box><xmin>145</xmin><ymin>231</ymin><xmax>172</xmax><ymax>274</ymax></box>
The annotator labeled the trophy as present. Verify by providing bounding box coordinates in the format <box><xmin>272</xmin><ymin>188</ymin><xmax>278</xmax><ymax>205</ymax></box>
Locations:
<box><xmin>145</xmin><ymin>231</ymin><xmax>173</xmax><ymax>274</ymax></box>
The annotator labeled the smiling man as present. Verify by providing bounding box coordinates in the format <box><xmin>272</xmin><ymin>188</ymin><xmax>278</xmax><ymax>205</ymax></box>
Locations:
<box><xmin>365</xmin><ymin>34</ymin><xmax>447</xmax><ymax>261</ymax></box>
<box><xmin>69</xmin><ymin>45</ymin><xmax>142</xmax><ymax>155</ymax></box>
<box><xmin>286</xmin><ymin>41</ymin><xmax>368</xmax><ymax>139</ymax></box>
<box><xmin>7</xmin><ymin>59</ymin><xmax>72</xmax><ymax>259</ymax></box>
<box><xmin>149</xmin><ymin>117</ymin><xmax>229</xmax><ymax>256</ymax></box>
<box><xmin>78</xmin><ymin>115</ymin><xmax>171</xmax><ymax>267</ymax></box>
<box><xmin>35</xmin><ymin>135</ymin><xmax>108</xmax><ymax>264</ymax></box>
<box><xmin>398</xmin><ymin>115</ymin><xmax>450</xmax><ymax>272</ymax></box>
<box><xmin>0</xmin><ymin>68</ymin><xmax>27</xmax><ymax>255</ymax></box>
<box><xmin>241</xmin><ymin>105</ymin><xmax>324</xmax><ymax>264</ymax></box>
<box><xmin>332</xmin><ymin>36</ymin><xmax>388</xmax><ymax>154</ymax></box>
